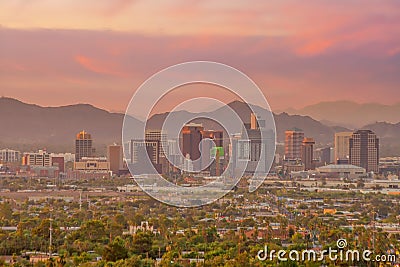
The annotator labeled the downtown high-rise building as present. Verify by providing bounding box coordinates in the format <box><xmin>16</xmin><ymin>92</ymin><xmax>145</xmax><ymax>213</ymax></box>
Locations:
<box><xmin>130</xmin><ymin>140</ymin><xmax>159</xmax><ymax>164</ymax></box>
<box><xmin>284</xmin><ymin>128</ymin><xmax>304</xmax><ymax>160</ymax></box>
<box><xmin>181</xmin><ymin>123</ymin><xmax>204</xmax><ymax>162</ymax></box>
<box><xmin>317</xmin><ymin>147</ymin><xmax>333</xmax><ymax>165</ymax></box>
<box><xmin>107</xmin><ymin>144</ymin><xmax>123</xmax><ymax>174</ymax></box>
<box><xmin>301</xmin><ymin>138</ymin><xmax>315</xmax><ymax>170</ymax></box>
<box><xmin>145</xmin><ymin>130</ymin><xmax>167</xmax><ymax>158</ymax></box>
<box><xmin>130</xmin><ymin>139</ymin><xmax>162</xmax><ymax>174</ymax></box>
<box><xmin>201</xmin><ymin>130</ymin><xmax>224</xmax><ymax>175</ymax></box>
<box><xmin>230</xmin><ymin>113</ymin><xmax>275</xmax><ymax>175</ymax></box>
<box><xmin>334</xmin><ymin>132</ymin><xmax>353</xmax><ymax>164</ymax></box>
<box><xmin>145</xmin><ymin>130</ymin><xmax>169</xmax><ymax>174</ymax></box>
<box><xmin>349</xmin><ymin>130</ymin><xmax>379</xmax><ymax>173</ymax></box>
<box><xmin>181</xmin><ymin>123</ymin><xmax>225</xmax><ymax>172</ymax></box>
<box><xmin>75</xmin><ymin>130</ymin><xmax>95</xmax><ymax>162</ymax></box>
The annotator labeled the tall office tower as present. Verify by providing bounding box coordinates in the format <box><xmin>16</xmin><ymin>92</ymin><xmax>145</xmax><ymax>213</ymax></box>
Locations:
<box><xmin>228</xmin><ymin>133</ymin><xmax>243</xmax><ymax>176</ymax></box>
<box><xmin>130</xmin><ymin>140</ymin><xmax>162</xmax><ymax>174</ymax></box>
<box><xmin>349</xmin><ymin>130</ymin><xmax>379</xmax><ymax>172</ymax></box>
<box><xmin>201</xmin><ymin>130</ymin><xmax>223</xmax><ymax>147</ymax></box>
<box><xmin>318</xmin><ymin>147</ymin><xmax>333</xmax><ymax>165</ymax></box>
<box><xmin>131</xmin><ymin>140</ymin><xmax>159</xmax><ymax>164</ymax></box>
<box><xmin>250</xmin><ymin>113</ymin><xmax>258</xmax><ymax>129</ymax></box>
<box><xmin>301</xmin><ymin>138</ymin><xmax>315</xmax><ymax>170</ymax></box>
<box><xmin>201</xmin><ymin>130</ymin><xmax>224</xmax><ymax>175</ymax></box>
<box><xmin>75</xmin><ymin>130</ymin><xmax>95</xmax><ymax>162</ymax></box>
<box><xmin>107</xmin><ymin>144</ymin><xmax>123</xmax><ymax>174</ymax></box>
<box><xmin>238</xmin><ymin>113</ymin><xmax>274</xmax><ymax>174</ymax></box>
<box><xmin>284</xmin><ymin>128</ymin><xmax>304</xmax><ymax>160</ymax></box>
<box><xmin>145</xmin><ymin>130</ymin><xmax>168</xmax><ymax>157</ymax></box>
<box><xmin>163</xmin><ymin>139</ymin><xmax>182</xmax><ymax>174</ymax></box>
<box><xmin>181</xmin><ymin>123</ymin><xmax>204</xmax><ymax>161</ymax></box>
<box><xmin>0</xmin><ymin>149</ymin><xmax>20</xmax><ymax>163</ymax></box>
<box><xmin>145</xmin><ymin>130</ymin><xmax>169</xmax><ymax>174</ymax></box>
<box><xmin>250</xmin><ymin>113</ymin><xmax>266</xmax><ymax>130</ymax></box>
<box><xmin>183</xmin><ymin>154</ymin><xmax>194</xmax><ymax>173</ymax></box>
<box><xmin>334</xmin><ymin>132</ymin><xmax>353</xmax><ymax>164</ymax></box>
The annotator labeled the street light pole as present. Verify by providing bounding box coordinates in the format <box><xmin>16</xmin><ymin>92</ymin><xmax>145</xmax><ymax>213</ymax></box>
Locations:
<box><xmin>49</xmin><ymin>212</ymin><xmax>53</xmax><ymax>258</ymax></box>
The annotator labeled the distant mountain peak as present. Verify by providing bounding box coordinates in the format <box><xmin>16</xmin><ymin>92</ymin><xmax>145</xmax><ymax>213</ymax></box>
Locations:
<box><xmin>286</xmin><ymin>100</ymin><xmax>400</xmax><ymax>128</ymax></box>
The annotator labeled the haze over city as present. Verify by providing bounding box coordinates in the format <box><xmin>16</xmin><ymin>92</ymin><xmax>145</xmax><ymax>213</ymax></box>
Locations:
<box><xmin>1</xmin><ymin>1</ymin><xmax>400</xmax><ymax>266</ymax></box>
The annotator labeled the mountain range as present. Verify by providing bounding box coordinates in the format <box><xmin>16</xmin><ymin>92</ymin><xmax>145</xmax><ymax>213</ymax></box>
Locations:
<box><xmin>0</xmin><ymin>97</ymin><xmax>399</xmax><ymax>156</ymax></box>
<box><xmin>285</xmin><ymin>101</ymin><xmax>400</xmax><ymax>128</ymax></box>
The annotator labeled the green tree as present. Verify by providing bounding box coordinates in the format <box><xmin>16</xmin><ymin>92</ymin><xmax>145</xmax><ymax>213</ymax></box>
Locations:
<box><xmin>103</xmin><ymin>237</ymin><xmax>128</xmax><ymax>262</ymax></box>
<box><xmin>80</xmin><ymin>220</ymin><xmax>107</xmax><ymax>243</ymax></box>
<box><xmin>0</xmin><ymin>202</ymin><xmax>13</xmax><ymax>221</ymax></box>
<box><xmin>132</xmin><ymin>232</ymin><xmax>153</xmax><ymax>256</ymax></box>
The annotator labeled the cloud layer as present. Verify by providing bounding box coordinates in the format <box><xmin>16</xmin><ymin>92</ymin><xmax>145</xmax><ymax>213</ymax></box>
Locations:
<box><xmin>0</xmin><ymin>1</ymin><xmax>399</xmax><ymax>112</ymax></box>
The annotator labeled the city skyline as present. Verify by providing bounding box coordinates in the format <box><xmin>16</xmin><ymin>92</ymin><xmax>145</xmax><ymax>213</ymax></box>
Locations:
<box><xmin>1</xmin><ymin>119</ymin><xmax>385</xmax><ymax>177</ymax></box>
<box><xmin>1</xmin><ymin>2</ymin><xmax>400</xmax><ymax>265</ymax></box>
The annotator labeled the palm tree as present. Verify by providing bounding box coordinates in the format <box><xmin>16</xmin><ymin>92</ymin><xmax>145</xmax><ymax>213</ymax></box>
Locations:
<box><xmin>46</xmin><ymin>257</ymin><xmax>56</xmax><ymax>267</ymax></box>
<box><xmin>57</xmin><ymin>253</ymin><xmax>67</xmax><ymax>267</ymax></box>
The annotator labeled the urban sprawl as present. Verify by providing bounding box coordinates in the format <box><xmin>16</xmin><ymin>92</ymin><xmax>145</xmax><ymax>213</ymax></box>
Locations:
<box><xmin>0</xmin><ymin>113</ymin><xmax>400</xmax><ymax>266</ymax></box>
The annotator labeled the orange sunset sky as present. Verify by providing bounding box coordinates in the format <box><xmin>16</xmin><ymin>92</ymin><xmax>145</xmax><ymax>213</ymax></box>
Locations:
<box><xmin>0</xmin><ymin>1</ymin><xmax>399</xmax><ymax>113</ymax></box>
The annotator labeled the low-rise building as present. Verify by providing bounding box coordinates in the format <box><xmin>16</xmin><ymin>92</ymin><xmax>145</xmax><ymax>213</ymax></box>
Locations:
<box><xmin>22</xmin><ymin>150</ymin><xmax>51</xmax><ymax>167</ymax></box>
<box><xmin>0</xmin><ymin>149</ymin><xmax>20</xmax><ymax>163</ymax></box>
<box><xmin>316</xmin><ymin>164</ymin><xmax>366</xmax><ymax>179</ymax></box>
<box><xmin>74</xmin><ymin>157</ymin><xmax>110</xmax><ymax>171</ymax></box>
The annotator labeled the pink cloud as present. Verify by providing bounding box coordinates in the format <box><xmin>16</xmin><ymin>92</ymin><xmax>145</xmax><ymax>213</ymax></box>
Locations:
<box><xmin>74</xmin><ymin>55</ymin><xmax>127</xmax><ymax>77</ymax></box>
<box><xmin>101</xmin><ymin>0</ymin><xmax>137</xmax><ymax>17</ymax></box>
<box><xmin>388</xmin><ymin>47</ymin><xmax>400</xmax><ymax>56</ymax></box>
<box><xmin>296</xmin><ymin>39</ymin><xmax>335</xmax><ymax>56</ymax></box>
<box><xmin>1</xmin><ymin>24</ymin><xmax>400</xmax><ymax>112</ymax></box>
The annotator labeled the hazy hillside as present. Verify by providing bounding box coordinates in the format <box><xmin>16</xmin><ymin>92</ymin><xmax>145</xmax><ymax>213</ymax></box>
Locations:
<box><xmin>0</xmin><ymin>97</ymin><xmax>142</xmax><ymax>152</ymax></box>
<box><xmin>1</xmin><ymin>97</ymin><xmax>399</xmax><ymax>156</ymax></box>
<box><xmin>286</xmin><ymin>101</ymin><xmax>400</xmax><ymax>128</ymax></box>
<box><xmin>362</xmin><ymin>122</ymin><xmax>400</xmax><ymax>156</ymax></box>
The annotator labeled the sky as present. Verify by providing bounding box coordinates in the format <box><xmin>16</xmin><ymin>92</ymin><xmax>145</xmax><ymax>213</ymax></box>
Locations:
<box><xmin>1</xmin><ymin>0</ymin><xmax>400</xmax><ymax>113</ymax></box>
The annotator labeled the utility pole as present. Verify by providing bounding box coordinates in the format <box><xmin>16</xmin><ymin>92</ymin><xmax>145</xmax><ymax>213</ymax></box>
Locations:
<box><xmin>79</xmin><ymin>190</ymin><xmax>82</xmax><ymax>211</ymax></box>
<box><xmin>372</xmin><ymin>209</ymin><xmax>375</xmax><ymax>253</ymax></box>
<box><xmin>49</xmin><ymin>213</ymin><xmax>53</xmax><ymax>258</ymax></box>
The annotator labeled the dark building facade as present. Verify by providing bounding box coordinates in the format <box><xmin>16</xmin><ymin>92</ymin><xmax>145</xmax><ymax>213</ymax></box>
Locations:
<box><xmin>181</xmin><ymin>123</ymin><xmax>204</xmax><ymax>164</ymax></box>
<box><xmin>107</xmin><ymin>144</ymin><xmax>123</xmax><ymax>175</ymax></box>
<box><xmin>181</xmin><ymin>124</ymin><xmax>225</xmax><ymax>173</ymax></box>
<box><xmin>201</xmin><ymin>130</ymin><xmax>224</xmax><ymax>173</ymax></box>
<box><xmin>232</xmin><ymin>113</ymin><xmax>275</xmax><ymax>175</ymax></box>
<box><xmin>75</xmin><ymin>131</ymin><xmax>95</xmax><ymax>162</ymax></box>
<box><xmin>320</xmin><ymin>147</ymin><xmax>333</xmax><ymax>165</ymax></box>
<box><xmin>301</xmin><ymin>137</ymin><xmax>315</xmax><ymax>170</ymax></box>
<box><xmin>349</xmin><ymin>130</ymin><xmax>379</xmax><ymax>173</ymax></box>
<box><xmin>130</xmin><ymin>140</ymin><xmax>162</xmax><ymax>174</ymax></box>
<box><xmin>51</xmin><ymin>156</ymin><xmax>65</xmax><ymax>173</ymax></box>
<box><xmin>285</xmin><ymin>128</ymin><xmax>304</xmax><ymax>160</ymax></box>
